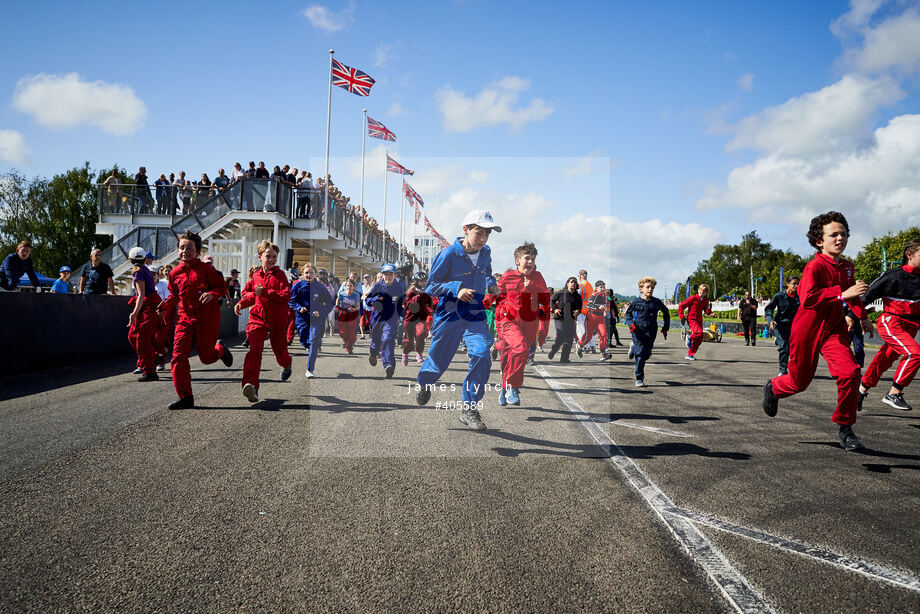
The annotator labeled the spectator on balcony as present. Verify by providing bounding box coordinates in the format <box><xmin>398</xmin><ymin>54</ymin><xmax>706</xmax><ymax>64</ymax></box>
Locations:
<box><xmin>255</xmin><ymin>161</ymin><xmax>270</xmax><ymax>179</ymax></box>
<box><xmin>101</xmin><ymin>169</ymin><xmax>120</xmax><ymax>213</ymax></box>
<box><xmin>231</xmin><ymin>162</ymin><xmax>244</xmax><ymax>183</ymax></box>
<box><xmin>135</xmin><ymin>167</ymin><xmax>154</xmax><ymax>214</ymax></box>
<box><xmin>0</xmin><ymin>241</ymin><xmax>42</xmax><ymax>292</ymax></box>
<box><xmin>280</xmin><ymin>165</ymin><xmax>295</xmax><ymax>186</ymax></box>
<box><xmin>79</xmin><ymin>248</ymin><xmax>115</xmax><ymax>295</ymax></box>
<box><xmin>214</xmin><ymin>168</ymin><xmax>230</xmax><ymax>193</ymax></box>
<box><xmin>168</xmin><ymin>173</ymin><xmax>178</xmax><ymax>212</ymax></box>
<box><xmin>198</xmin><ymin>173</ymin><xmax>213</xmax><ymax>201</ymax></box>
<box><xmin>296</xmin><ymin>172</ymin><xmax>313</xmax><ymax>218</ymax></box>
<box><xmin>154</xmin><ymin>174</ymin><xmax>170</xmax><ymax>214</ymax></box>
<box><xmin>175</xmin><ymin>172</ymin><xmax>191</xmax><ymax>214</ymax></box>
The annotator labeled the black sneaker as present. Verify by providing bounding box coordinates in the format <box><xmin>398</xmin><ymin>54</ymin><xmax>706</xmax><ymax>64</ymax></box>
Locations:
<box><xmin>218</xmin><ymin>341</ymin><xmax>233</xmax><ymax>367</ymax></box>
<box><xmin>416</xmin><ymin>386</ymin><xmax>431</xmax><ymax>406</ymax></box>
<box><xmin>168</xmin><ymin>395</ymin><xmax>195</xmax><ymax>410</ymax></box>
<box><xmin>369</xmin><ymin>354</ymin><xmax>378</xmax><ymax>367</ymax></box>
<box><xmin>491</xmin><ymin>346</ymin><xmax>498</xmax><ymax>360</ymax></box>
<box><xmin>752</xmin><ymin>340</ymin><xmax>756</xmax><ymax>346</ymax></box>
<box><xmin>137</xmin><ymin>372</ymin><xmax>159</xmax><ymax>382</ymax></box>
<box><xmin>762</xmin><ymin>380</ymin><xmax>778</xmax><ymax>417</ymax></box>
<box><xmin>547</xmin><ymin>348</ymin><xmax>556</xmax><ymax>360</ymax></box>
<box><xmin>459</xmin><ymin>409</ymin><xmax>487</xmax><ymax>430</ymax></box>
<box><xmin>576</xmin><ymin>345</ymin><xmax>583</xmax><ymax>358</ymax></box>
<box><xmin>280</xmin><ymin>366</ymin><xmax>292</xmax><ymax>382</ymax></box>
<box><xmin>838</xmin><ymin>425</ymin><xmax>864</xmax><ymax>451</ymax></box>
<box><xmin>882</xmin><ymin>393</ymin><xmax>912</xmax><ymax>411</ymax></box>
<box><xmin>385</xmin><ymin>365</ymin><xmax>395</xmax><ymax>379</ymax></box>
<box><xmin>856</xmin><ymin>390</ymin><xmax>867</xmax><ymax>412</ymax></box>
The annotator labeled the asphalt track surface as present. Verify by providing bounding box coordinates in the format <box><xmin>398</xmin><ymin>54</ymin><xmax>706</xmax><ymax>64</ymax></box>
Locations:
<box><xmin>2</xmin><ymin>326</ymin><xmax>920</xmax><ymax>612</ymax></box>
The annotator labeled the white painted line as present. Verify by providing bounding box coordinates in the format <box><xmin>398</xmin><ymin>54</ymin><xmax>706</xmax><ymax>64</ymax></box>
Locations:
<box><xmin>666</xmin><ymin>506</ymin><xmax>920</xmax><ymax>594</ymax></box>
<box><xmin>534</xmin><ymin>365</ymin><xmax>774</xmax><ymax>613</ymax></box>
<box><xmin>610</xmin><ymin>420</ymin><xmax>694</xmax><ymax>438</ymax></box>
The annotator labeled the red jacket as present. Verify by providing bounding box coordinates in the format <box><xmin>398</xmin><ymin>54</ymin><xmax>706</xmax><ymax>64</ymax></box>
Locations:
<box><xmin>799</xmin><ymin>253</ymin><xmax>867</xmax><ymax>324</ymax></box>
<box><xmin>863</xmin><ymin>264</ymin><xmax>920</xmax><ymax>322</ymax></box>
<box><xmin>161</xmin><ymin>259</ymin><xmax>226</xmax><ymax>324</ymax></box>
<box><xmin>238</xmin><ymin>266</ymin><xmax>292</xmax><ymax>327</ymax></box>
<box><xmin>403</xmin><ymin>287</ymin><xmax>434</xmax><ymax>322</ymax></box>
<box><xmin>678</xmin><ymin>294</ymin><xmax>712</xmax><ymax>324</ymax></box>
<box><xmin>491</xmin><ymin>269</ymin><xmax>550</xmax><ymax>324</ymax></box>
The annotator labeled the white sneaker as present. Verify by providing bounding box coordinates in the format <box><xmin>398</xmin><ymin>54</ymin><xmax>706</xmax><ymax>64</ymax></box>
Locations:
<box><xmin>305</xmin><ymin>370</ymin><xmax>315</xmax><ymax>378</ymax></box>
<box><xmin>242</xmin><ymin>383</ymin><xmax>259</xmax><ymax>403</ymax></box>
<box><xmin>132</xmin><ymin>367</ymin><xmax>143</xmax><ymax>375</ymax></box>
<box><xmin>635</xmin><ymin>380</ymin><xmax>645</xmax><ymax>387</ymax></box>
<box><xmin>155</xmin><ymin>364</ymin><xmax>165</xmax><ymax>372</ymax></box>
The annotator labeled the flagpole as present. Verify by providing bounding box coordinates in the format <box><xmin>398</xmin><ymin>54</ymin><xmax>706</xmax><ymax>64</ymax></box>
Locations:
<box><xmin>383</xmin><ymin>148</ymin><xmax>388</xmax><ymax>253</ymax></box>
<box><xmin>360</xmin><ymin>108</ymin><xmax>366</xmax><ymax>214</ymax></box>
<box><xmin>324</xmin><ymin>49</ymin><xmax>334</xmax><ymax>227</ymax></box>
<box><xmin>400</xmin><ymin>179</ymin><xmax>405</xmax><ymax>261</ymax></box>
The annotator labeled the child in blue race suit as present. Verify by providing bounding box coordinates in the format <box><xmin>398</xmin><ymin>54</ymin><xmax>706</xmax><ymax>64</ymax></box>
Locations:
<box><xmin>289</xmin><ymin>263</ymin><xmax>334</xmax><ymax>378</ymax></box>
<box><xmin>364</xmin><ymin>263</ymin><xmax>406</xmax><ymax>379</ymax></box>
<box><xmin>624</xmin><ymin>276</ymin><xmax>670</xmax><ymax>387</ymax></box>
<box><xmin>415</xmin><ymin>209</ymin><xmax>502</xmax><ymax>431</ymax></box>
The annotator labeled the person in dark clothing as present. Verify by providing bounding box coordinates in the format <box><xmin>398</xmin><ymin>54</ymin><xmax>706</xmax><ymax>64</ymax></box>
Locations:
<box><xmin>764</xmin><ymin>277</ymin><xmax>800</xmax><ymax>375</ymax></box>
<box><xmin>737</xmin><ymin>291</ymin><xmax>759</xmax><ymax>346</ymax></box>
<box><xmin>547</xmin><ymin>277</ymin><xmax>582</xmax><ymax>363</ymax></box>
<box><xmin>607</xmin><ymin>289</ymin><xmax>622</xmax><ymax>347</ymax></box>
<box><xmin>624</xmin><ymin>276</ymin><xmax>670</xmax><ymax>386</ymax></box>
<box><xmin>135</xmin><ymin>166</ymin><xmax>153</xmax><ymax>213</ymax></box>
<box><xmin>0</xmin><ymin>241</ymin><xmax>42</xmax><ymax>292</ymax></box>
<box><xmin>80</xmin><ymin>248</ymin><xmax>115</xmax><ymax>295</ymax></box>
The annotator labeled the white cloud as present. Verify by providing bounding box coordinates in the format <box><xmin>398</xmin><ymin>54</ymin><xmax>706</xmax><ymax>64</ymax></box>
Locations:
<box><xmin>0</xmin><ymin>130</ymin><xmax>31</xmax><ymax>165</ymax></box>
<box><xmin>843</xmin><ymin>8</ymin><xmax>920</xmax><ymax>75</ymax></box>
<box><xmin>13</xmin><ymin>73</ymin><xmax>147</xmax><ymax>136</ymax></box>
<box><xmin>302</xmin><ymin>2</ymin><xmax>354</xmax><ymax>32</ymax></box>
<box><xmin>387</xmin><ymin>102</ymin><xmax>404</xmax><ymax>116</ymax></box>
<box><xmin>374</xmin><ymin>43</ymin><xmax>396</xmax><ymax>68</ymax></box>
<box><xmin>435</xmin><ymin>76</ymin><xmax>553</xmax><ymax>132</ymax></box>
<box><xmin>723</xmin><ymin>74</ymin><xmax>902</xmax><ymax>156</ymax></box>
<box><xmin>737</xmin><ymin>73</ymin><xmax>754</xmax><ymax>91</ymax></box>
<box><xmin>563</xmin><ymin>149</ymin><xmax>604</xmax><ymax>178</ymax></box>
<box><xmin>830</xmin><ymin>0</ymin><xmax>884</xmax><ymax>38</ymax></box>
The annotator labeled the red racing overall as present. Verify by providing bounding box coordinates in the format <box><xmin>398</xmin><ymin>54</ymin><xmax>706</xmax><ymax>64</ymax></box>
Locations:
<box><xmin>492</xmin><ymin>269</ymin><xmax>549</xmax><ymax>389</ymax></box>
<box><xmin>161</xmin><ymin>259</ymin><xmax>229</xmax><ymax>399</ymax></box>
<box><xmin>128</xmin><ymin>281</ymin><xmax>162</xmax><ymax>374</ymax></box>
<box><xmin>238</xmin><ymin>266</ymin><xmax>293</xmax><ymax>390</ymax></box>
<box><xmin>771</xmin><ymin>253</ymin><xmax>866</xmax><ymax>425</ymax></box>
<box><xmin>678</xmin><ymin>294</ymin><xmax>712</xmax><ymax>357</ymax></box>
<box><xmin>861</xmin><ymin>264</ymin><xmax>920</xmax><ymax>391</ymax></box>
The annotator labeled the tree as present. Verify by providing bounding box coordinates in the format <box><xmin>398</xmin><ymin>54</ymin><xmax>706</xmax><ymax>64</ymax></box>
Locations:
<box><xmin>853</xmin><ymin>227</ymin><xmax>920</xmax><ymax>283</ymax></box>
<box><xmin>0</xmin><ymin>163</ymin><xmax>117</xmax><ymax>275</ymax></box>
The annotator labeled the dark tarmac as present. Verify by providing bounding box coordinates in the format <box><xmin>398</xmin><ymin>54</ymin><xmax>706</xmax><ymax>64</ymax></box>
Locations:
<box><xmin>1</xmin><ymin>327</ymin><xmax>919</xmax><ymax>612</ymax></box>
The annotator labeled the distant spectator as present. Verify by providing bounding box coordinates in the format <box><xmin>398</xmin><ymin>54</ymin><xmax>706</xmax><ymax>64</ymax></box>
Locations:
<box><xmin>296</xmin><ymin>172</ymin><xmax>313</xmax><ymax>218</ymax></box>
<box><xmin>51</xmin><ymin>266</ymin><xmax>72</xmax><ymax>294</ymax></box>
<box><xmin>168</xmin><ymin>172</ymin><xmax>178</xmax><ymax>212</ymax></box>
<box><xmin>0</xmin><ymin>241</ymin><xmax>42</xmax><ymax>292</ymax></box>
<box><xmin>80</xmin><ymin>248</ymin><xmax>115</xmax><ymax>295</ymax></box>
<box><xmin>227</xmin><ymin>268</ymin><xmax>242</xmax><ymax>301</ymax></box>
<box><xmin>175</xmin><ymin>171</ymin><xmax>191</xmax><ymax>214</ymax></box>
<box><xmin>154</xmin><ymin>174</ymin><xmax>170</xmax><ymax>214</ymax></box>
<box><xmin>145</xmin><ymin>251</ymin><xmax>156</xmax><ymax>271</ymax></box>
<box><xmin>102</xmin><ymin>170</ymin><xmax>120</xmax><ymax>212</ymax></box>
<box><xmin>230</xmin><ymin>162</ymin><xmax>244</xmax><ymax>183</ymax></box>
<box><xmin>135</xmin><ymin>166</ymin><xmax>153</xmax><ymax>213</ymax></box>
<box><xmin>271</xmin><ymin>165</ymin><xmax>286</xmax><ymax>182</ymax></box>
<box><xmin>155</xmin><ymin>265</ymin><xmax>171</xmax><ymax>300</ymax></box>
<box><xmin>255</xmin><ymin>161</ymin><xmax>270</xmax><ymax>179</ymax></box>
<box><xmin>214</xmin><ymin>168</ymin><xmax>230</xmax><ymax>192</ymax></box>
<box><xmin>198</xmin><ymin>173</ymin><xmax>212</xmax><ymax>201</ymax></box>
<box><xmin>245</xmin><ymin>161</ymin><xmax>257</xmax><ymax>178</ymax></box>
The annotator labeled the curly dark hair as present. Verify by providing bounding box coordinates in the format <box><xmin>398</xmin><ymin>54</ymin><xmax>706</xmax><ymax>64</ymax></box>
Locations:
<box><xmin>806</xmin><ymin>211</ymin><xmax>849</xmax><ymax>249</ymax></box>
<box><xmin>513</xmin><ymin>241</ymin><xmax>538</xmax><ymax>261</ymax></box>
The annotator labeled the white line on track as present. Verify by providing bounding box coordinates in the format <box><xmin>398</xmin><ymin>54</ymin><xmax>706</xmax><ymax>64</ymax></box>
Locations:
<box><xmin>608</xmin><ymin>420</ymin><xmax>694</xmax><ymax>438</ymax></box>
<box><xmin>665</xmin><ymin>506</ymin><xmax>920</xmax><ymax>593</ymax></box>
<box><xmin>534</xmin><ymin>365</ymin><xmax>774</xmax><ymax>613</ymax></box>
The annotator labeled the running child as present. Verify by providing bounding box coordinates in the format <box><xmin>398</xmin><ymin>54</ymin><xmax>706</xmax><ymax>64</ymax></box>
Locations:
<box><xmin>402</xmin><ymin>275</ymin><xmax>434</xmax><ymax>366</ymax></box>
<box><xmin>157</xmin><ymin>231</ymin><xmax>233</xmax><ymax>409</ymax></box>
<box><xmin>491</xmin><ymin>241</ymin><xmax>549</xmax><ymax>406</ymax></box>
<box><xmin>127</xmin><ymin>247</ymin><xmax>162</xmax><ymax>382</ymax></box>
<box><xmin>624</xmin><ymin>277</ymin><xmax>670</xmax><ymax>387</ymax></box>
<box><xmin>336</xmin><ymin>278</ymin><xmax>362</xmax><ymax>355</ymax></box>
<box><xmin>857</xmin><ymin>238</ymin><xmax>920</xmax><ymax>412</ymax></box>
<box><xmin>289</xmin><ymin>264</ymin><xmax>334</xmax><ymax>378</ymax></box>
<box><xmin>678</xmin><ymin>284</ymin><xmax>712</xmax><ymax>361</ymax></box>
<box><xmin>578</xmin><ymin>280</ymin><xmax>610</xmax><ymax>360</ymax></box>
<box><xmin>416</xmin><ymin>209</ymin><xmax>502</xmax><ymax>431</ymax></box>
<box><xmin>761</xmin><ymin>211</ymin><xmax>872</xmax><ymax>451</ymax></box>
<box><xmin>364</xmin><ymin>263</ymin><xmax>406</xmax><ymax>379</ymax></box>
<box><xmin>234</xmin><ymin>240</ymin><xmax>293</xmax><ymax>403</ymax></box>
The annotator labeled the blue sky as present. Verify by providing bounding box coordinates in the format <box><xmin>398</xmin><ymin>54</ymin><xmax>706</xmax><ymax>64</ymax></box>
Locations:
<box><xmin>2</xmin><ymin>1</ymin><xmax>920</xmax><ymax>292</ymax></box>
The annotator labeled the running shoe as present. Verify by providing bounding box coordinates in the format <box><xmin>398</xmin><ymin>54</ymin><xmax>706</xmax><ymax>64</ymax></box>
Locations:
<box><xmin>385</xmin><ymin>365</ymin><xmax>395</xmax><ymax>379</ymax></box>
<box><xmin>883</xmin><ymin>393</ymin><xmax>912</xmax><ymax>411</ymax></box>
<box><xmin>762</xmin><ymin>380</ymin><xmax>778</xmax><ymax>417</ymax></box>
<box><xmin>369</xmin><ymin>354</ymin><xmax>377</xmax><ymax>367</ymax></box>
<box><xmin>635</xmin><ymin>380</ymin><xmax>645</xmax><ymax>387</ymax></box>
<box><xmin>137</xmin><ymin>372</ymin><xmax>159</xmax><ymax>382</ymax></box>
<box><xmin>838</xmin><ymin>425</ymin><xmax>864</xmax><ymax>451</ymax></box>
<box><xmin>416</xmin><ymin>353</ymin><xmax>423</xmax><ymax>363</ymax></box>
<box><xmin>218</xmin><ymin>340</ymin><xmax>233</xmax><ymax>367</ymax></box>
<box><xmin>280</xmin><ymin>367</ymin><xmax>292</xmax><ymax>382</ymax></box>
<box><xmin>402</xmin><ymin>354</ymin><xmax>409</xmax><ymax>367</ymax></box>
<box><xmin>417</xmin><ymin>387</ymin><xmax>431</xmax><ymax>406</ymax></box>
<box><xmin>507</xmin><ymin>388</ymin><xmax>521</xmax><ymax>405</ymax></box>
<box><xmin>627</xmin><ymin>343</ymin><xmax>635</xmax><ymax>360</ymax></box>
<box><xmin>168</xmin><ymin>396</ymin><xmax>194</xmax><ymax>410</ymax></box>
<box><xmin>576</xmin><ymin>345</ymin><xmax>583</xmax><ymax>358</ymax></box>
<box><xmin>132</xmin><ymin>367</ymin><xmax>144</xmax><ymax>375</ymax></box>
<box><xmin>305</xmin><ymin>370</ymin><xmax>315</xmax><ymax>379</ymax></box>
<box><xmin>459</xmin><ymin>410</ymin><xmax>487</xmax><ymax>430</ymax></box>
<box><xmin>243</xmin><ymin>383</ymin><xmax>259</xmax><ymax>403</ymax></box>
<box><xmin>684</xmin><ymin>354</ymin><xmax>696</xmax><ymax>361</ymax></box>
<box><xmin>498</xmin><ymin>387</ymin><xmax>507</xmax><ymax>407</ymax></box>
<box><xmin>856</xmin><ymin>390</ymin><xmax>867</xmax><ymax>412</ymax></box>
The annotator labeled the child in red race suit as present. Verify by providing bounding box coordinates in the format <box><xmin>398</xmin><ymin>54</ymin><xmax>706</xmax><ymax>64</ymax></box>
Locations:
<box><xmin>336</xmin><ymin>278</ymin><xmax>362</xmax><ymax>355</ymax></box>
<box><xmin>158</xmin><ymin>231</ymin><xmax>233</xmax><ymax>410</ymax></box>
<box><xmin>402</xmin><ymin>275</ymin><xmax>435</xmax><ymax>366</ymax></box>
<box><xmin>762</xmin><ymin>211</ymin><xmax>873</xmax><ymax>451</ymax></box>
<box><xmin>491</xmin><ymin>242</ymin><xmax>549</xmax><ymax>406</ymax></box>
<box><xmin>678</xmin><ymin>284</ymin><xmax>712</xmax><ymax>361</ymax></box>
<box><xmin>857</xmin><ymin>238</ymin><xmax>920</xmax><ymax>412</ymax></box>
<box><xmin>234</xmin><ymin>240</ymin><xmax>294</xmax><ymax>404</ymax></box>
<box><xmin>127</xmin><ymin>247</ymin><xmax>163</xmax><ymax>382</ymax></box>
<box><xmin>578</xmin><ymin>280</ymin><xmax>610</xmax><ymax>360</ymax></box>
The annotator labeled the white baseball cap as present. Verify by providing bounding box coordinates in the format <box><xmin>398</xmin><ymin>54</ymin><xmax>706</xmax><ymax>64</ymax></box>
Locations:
<box><xmin>128</xmin><ymin>246</ymin><xmax>146</xmax><ymax>260</ymax></box>
<box><xmin>461</xmin><ymin>209</ymin><xmax>502</xmax><ymax>232</ymax></box>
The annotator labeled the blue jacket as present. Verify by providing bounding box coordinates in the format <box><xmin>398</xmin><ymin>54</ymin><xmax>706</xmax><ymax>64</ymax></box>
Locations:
<box><xmin>0</xmin><ymin>252</ymin><xmax>40</xmax><ymax>291</ymax></box>
<box><xmin>624</xmin><ymin>296</ymin><xmax>670</xmax><ymax>333</ymax></box>
<box><xmin>289</xmin><ymin>279</ymin><xmax>334</xmax><ymax>326</ymax></box>
<box><xmin>364</xmin><ymin>278</ymin><xmax>406</xmax><ymax>325</ymax></box>
<box><xmin>425</xmin><ymin>238</ymin><xmax>494</xmax><ymax>322</ymax></box>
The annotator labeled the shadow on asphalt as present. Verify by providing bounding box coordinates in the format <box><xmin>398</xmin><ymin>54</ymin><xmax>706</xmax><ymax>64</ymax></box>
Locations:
<box><xmin>524</xmin><ymin>407</ymin><xmax>718</xmax><ymax>425</ymax></box>
<box><xmin>661</xmin><ymin>380</ymin><xmax>756</xmax><ymax>388</ymax></box>
<box><xmin>800</xmin><ymin>441</ymin><xmax>920</xmax><ymax>463</ymax></box>
<box><xmin>311</xmin><ymin>394</ymin><xmax>420</xmax><ymax>413</ymax></box>
<box><xmin>863</xmin><ymin>463</ymin><xmax>920</xmax><ymax>473</ymax></box>
<box><xmin>0</xmin><ymin>357</ymin><xmax>136</xmax><ymax>402</ymax></box>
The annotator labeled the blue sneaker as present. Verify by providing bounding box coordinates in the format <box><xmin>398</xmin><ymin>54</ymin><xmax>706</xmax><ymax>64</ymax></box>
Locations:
<box><xmin>684</xmin><ymin>354</ymin><xmax>696</xmax><ymax>361</ymax></box>
<box><xmin>686</xmin><ymin>337</ymin><xmax>691</xmax><ymax>349</ymax></box>
<box><xmin>498</xmin><ymin>387</ymin><xmax>507</xmax><ymax>406</ymax></box>
<box><xmin>507</xmin><ymin>387</ymin><xmax>521</xmax><ymax>405</ymax></box>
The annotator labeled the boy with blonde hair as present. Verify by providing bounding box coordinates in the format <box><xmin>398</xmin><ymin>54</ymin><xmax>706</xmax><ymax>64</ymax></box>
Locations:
<box><xmin>624</xmin><ymin>277</ymin><xmax>669</xmax><ymax>387</ymax></box>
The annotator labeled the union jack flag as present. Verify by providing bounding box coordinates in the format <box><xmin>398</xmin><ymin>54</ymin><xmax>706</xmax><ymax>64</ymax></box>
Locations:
<box><xmin>414</xmin><ymin>203</ymin><xmax>421</xmax><ymax>224</ymax></box>
<box><xmin>331</xmin><ymin>58</ymin><xmax>375</xmax><ymax>97</ymax></box>
<box><xmin>403</xmin><ymin>181</ymin><xmax>423</xmax><ymax>207</ymax></box>
<box><xmin>386</xmin><ymin>154</ymin><xmax>413</xmax><ymax>175</ymax></box>
<box><xmin>367</xmin><ymin>116</ymin><xmax>396</xmax><ymax>141</ymax></box>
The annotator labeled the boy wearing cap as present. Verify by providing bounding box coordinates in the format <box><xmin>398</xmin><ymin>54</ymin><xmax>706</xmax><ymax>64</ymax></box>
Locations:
<box><xmin>51</xmin><ymin>267</ymin><xmax>72</xmax><ymax>294</ymax></box>
<box><xmin>365</xmin><ymin>263</ymin><xmax>406</xmax><ymax>378</ymax></box>
<box><xmin>415</xmin><ymin>209</ymin><xmax>501</xmax><ymax>431</ymax></box>
<box><xmin>127</xmin><ymin>247</ymin><xmax>163</xmax><ymax>381</ymax></box>
<box><xmin>157</xmin><ymin>231</ymin><xmax>233</xmax><ymax>409</ymax></box>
